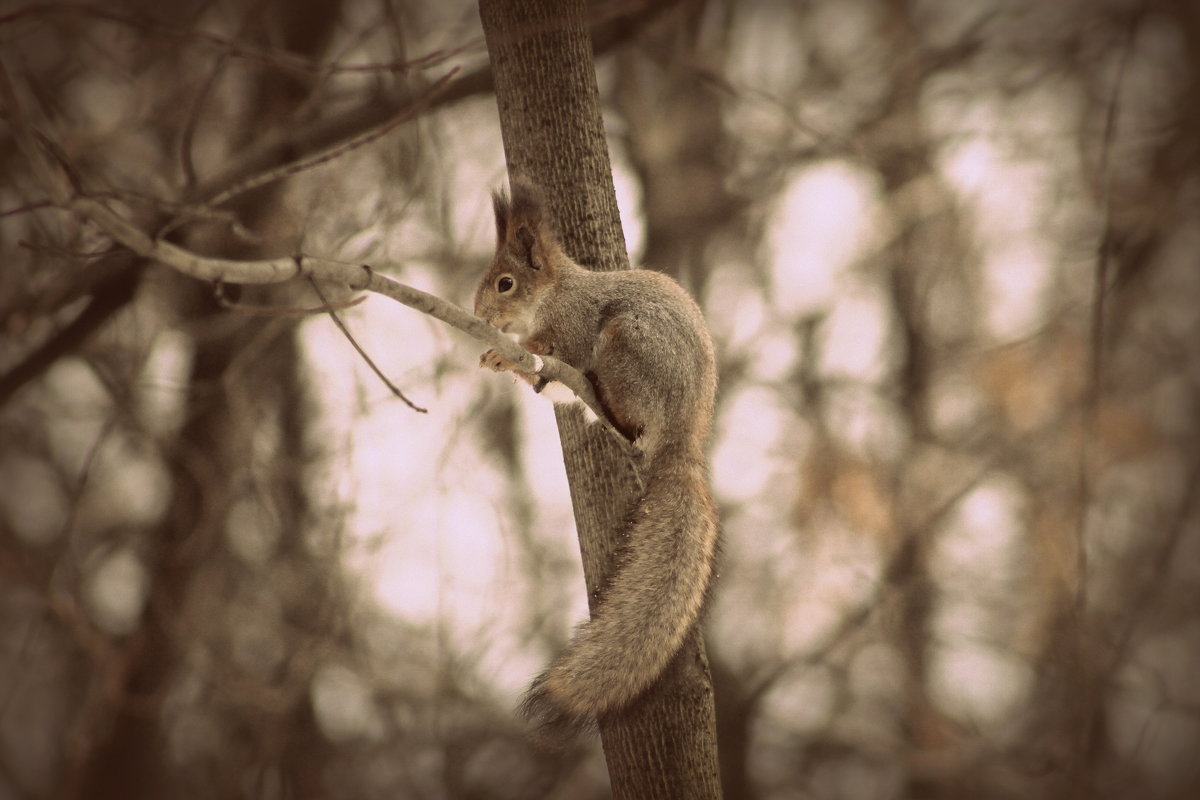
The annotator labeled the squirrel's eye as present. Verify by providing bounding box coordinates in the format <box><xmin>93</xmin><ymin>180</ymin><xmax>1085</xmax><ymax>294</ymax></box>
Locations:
<box><xmin>497</xmin><ymin>276</ymin><xmax>514</xmax><ymax>293</ymax></box>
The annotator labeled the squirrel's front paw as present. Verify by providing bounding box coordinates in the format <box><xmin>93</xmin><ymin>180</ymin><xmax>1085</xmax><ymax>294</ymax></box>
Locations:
<box><xmin>480</xmin><ymin>349</ymin><xmax>518</xmax><ymax>373</ymax></box>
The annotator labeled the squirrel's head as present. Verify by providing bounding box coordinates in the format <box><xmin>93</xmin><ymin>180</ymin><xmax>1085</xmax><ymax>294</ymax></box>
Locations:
<box><xmin>473</xmin><ymin>178</ymin><xmax>562</xmax><ymax>338</ymax></box>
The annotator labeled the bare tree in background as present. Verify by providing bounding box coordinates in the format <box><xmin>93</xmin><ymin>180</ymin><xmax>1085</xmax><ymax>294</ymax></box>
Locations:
<box><xmin>1</xmin><ymin>0</ymin><xmax>1198</xmax><ymax>798</ymax></box>
<box><xmin>1</xmin><ymin>2</ymin><xmax>417</xmax><ymax>798</ymax></box>
<box><xmin>596</xmin><ymin>1</ymin><xmax>1199</xmax><ymax>798</ymax></box>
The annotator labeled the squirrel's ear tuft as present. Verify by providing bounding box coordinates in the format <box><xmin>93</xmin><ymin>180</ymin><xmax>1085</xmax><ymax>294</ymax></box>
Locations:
<box><xmin>508</xmin><ymin>176</ymin><xmax>545</xmax><ymax>229</ymax></box>
<box><xmin>491</xmin><ymin>189</ymin><xmax>510</xmax><ymax>246</ymax></box>
<box><xmin>516</xmin><ymin>226</ymin><xmax>538</xmax><ymax>269</ymax></box>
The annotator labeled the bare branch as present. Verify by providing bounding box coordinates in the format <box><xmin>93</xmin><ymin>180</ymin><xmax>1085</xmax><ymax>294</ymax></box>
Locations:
<box><xmin>0</xmin><ymin>3</ymin><xmax>473</xmax><ymax>78</ymax></box>
<box><xmin>197</xmin><ymin>67</ymin><xmax>460</xmax><ymax>213</ymax></box>
<box><xmin>180</xmin><ymin>0</ymin><xmax>682</xmax><ymax>208</ymax></box>
<box><xmin>216</xmin><ymin>286</ymin><xmax>367</xmax><ymax>317</ymax></box>
<box><xmin>0</xmin><ymin>46</ymin><xmax>631</xmax><ymax>443</ymax></box>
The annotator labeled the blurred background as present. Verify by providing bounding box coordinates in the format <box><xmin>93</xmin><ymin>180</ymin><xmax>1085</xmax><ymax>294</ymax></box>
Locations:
<box><xmin>1</xmin><ymin>0</ymin><xmax>1197</xmax><ymax>798</ymax></box>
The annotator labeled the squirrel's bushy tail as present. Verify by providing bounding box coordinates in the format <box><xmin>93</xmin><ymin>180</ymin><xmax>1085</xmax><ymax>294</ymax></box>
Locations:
<box><xmin>520</xmin><ymin>442</ymin><xmax>718</xmax><ymax>741</ymax></box>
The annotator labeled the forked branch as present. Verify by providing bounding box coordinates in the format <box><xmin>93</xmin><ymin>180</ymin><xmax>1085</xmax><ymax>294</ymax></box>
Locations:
<box><xmin>0</xmin><ymin>57</ymin><xmax>627</xmax><ymax>443</ymax></box>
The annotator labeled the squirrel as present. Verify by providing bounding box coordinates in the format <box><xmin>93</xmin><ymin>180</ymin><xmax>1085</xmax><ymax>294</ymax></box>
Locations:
<box><xmin>473</xmin><ymin>177</ymin><xmax>719</xmax><ymax>742</ymax></box>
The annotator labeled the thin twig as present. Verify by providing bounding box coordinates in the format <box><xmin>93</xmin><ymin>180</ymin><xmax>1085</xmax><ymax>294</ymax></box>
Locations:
<box><xmin>1</xmin><ymin>199</ymin><xmax>55</xmax><ymax>217</ymax></box>
<box><xmin>200</xmin><ymin>67</ymin><xmax>459</xmax><ymax>211</ymax></box>
<box><xmin>1077</xmin><ymin>6</ymin><xmax>1141</xmax><ymax>611</ymax></box>
<box><xmin>1069</xmin><ymin>6</ymin><xmax>1143</xmax><ymax>783</ymax></box>
<box><xmin>0</xmin><ymin>3</ymin><xmax>473</xmax><ymax>78</ymax></box>
<box><xmin>306</xmin><ymin>277</ymin><xmax>426</xmax><ymax>413</ymax></box>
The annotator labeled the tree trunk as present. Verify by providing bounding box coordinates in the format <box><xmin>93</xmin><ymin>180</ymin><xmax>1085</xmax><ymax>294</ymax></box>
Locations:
<box><xmin>478</xmin><ymin>1</ymin><xmax>722</xmax><ymax>797</ymax></box>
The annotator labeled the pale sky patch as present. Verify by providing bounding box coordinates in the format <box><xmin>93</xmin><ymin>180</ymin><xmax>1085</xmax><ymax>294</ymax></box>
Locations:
<box><xmin>712</xmin><ymin>386</ymin><xmax>789</xmax><ymax>503</ymax></box>
<box><xmin>817</xmin><ymin>283</ymin><xmax>890</xmax><ymax>382</ymax></box>
<box><xmin>768</xmin><ymin>161</ymin><xmax>880</xmax><ymax>317</ymax></box>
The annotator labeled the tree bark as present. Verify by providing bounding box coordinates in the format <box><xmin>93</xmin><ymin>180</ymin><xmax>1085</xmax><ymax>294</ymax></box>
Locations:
<box><xmin>478</xmin><ymin>1</ymin><xmax>722</xmax><ymax>798</ymax></box>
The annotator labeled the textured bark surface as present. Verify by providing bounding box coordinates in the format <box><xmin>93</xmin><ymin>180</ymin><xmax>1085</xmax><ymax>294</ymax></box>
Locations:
<box><xmin>478</xmin><ymin>1</ymin><xmax>722</xmax><ymax>797</ymax></box>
